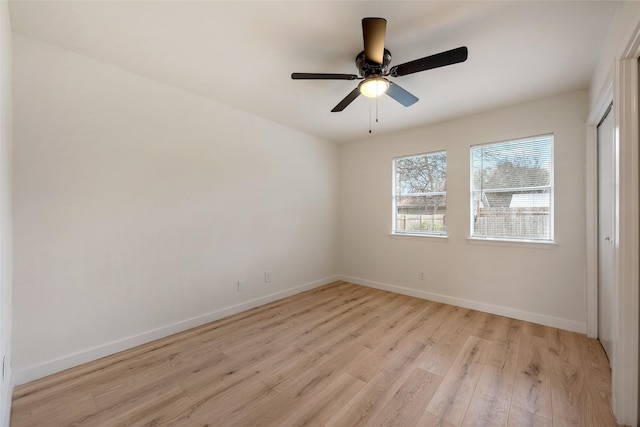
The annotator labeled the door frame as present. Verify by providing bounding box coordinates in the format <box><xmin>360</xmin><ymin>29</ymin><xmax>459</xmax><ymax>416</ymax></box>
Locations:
<box><xmin>586</xmin><ymin>27</ymin><xmax>640</xmax><ymax>426</ymax></box>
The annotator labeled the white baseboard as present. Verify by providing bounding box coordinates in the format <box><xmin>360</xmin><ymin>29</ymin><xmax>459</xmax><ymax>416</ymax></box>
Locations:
<box><xmin>14</xmin><ymin>276</ymin><xmax>338</xmax><ymax>385</ymax></box>
<box><xmin>338</xmin><ymin>275</ymin><xmax>586</xmax><ymax>334</ymax></box>
<box><xmin>0</xmin><ymin>367</ymin><xmax>12</xmax><ymax>427</ymax></box>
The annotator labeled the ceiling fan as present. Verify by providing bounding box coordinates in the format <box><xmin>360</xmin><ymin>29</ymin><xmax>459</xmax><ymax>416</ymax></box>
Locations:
<box><xmin>291</xmin><ymin>18</ymin><xmax>468</xmax><ymax>112</ymax></box>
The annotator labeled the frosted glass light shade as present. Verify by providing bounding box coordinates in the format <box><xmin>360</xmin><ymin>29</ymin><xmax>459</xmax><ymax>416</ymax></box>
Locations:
<box><xmin>359</xmin><ymin>78</ymin><xmax>389</xmax><ymax>98</ymax></box>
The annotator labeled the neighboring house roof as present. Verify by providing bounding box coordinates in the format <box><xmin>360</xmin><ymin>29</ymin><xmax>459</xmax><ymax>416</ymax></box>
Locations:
<box><xmin>509</xmin><ymin>193</ymin><xmax>550</xmax><ymax>208</ymax></box>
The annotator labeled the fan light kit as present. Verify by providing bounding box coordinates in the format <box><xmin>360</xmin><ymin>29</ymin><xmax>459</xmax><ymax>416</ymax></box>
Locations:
<box><xmin>291</xmin><ymin>17</ymin><xmax>469</xmax><ymax>114</ymax></box>
<box><xmin>359</xmin><ymin>77</ymin><xmax>389</xmax><ymax>98</ymax></box>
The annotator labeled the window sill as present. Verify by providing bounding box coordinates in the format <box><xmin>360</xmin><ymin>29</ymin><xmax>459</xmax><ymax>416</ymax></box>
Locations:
<box><xmin>466</xmin><ymin>236</ymin><xmax>558</xmax><ymax>249</ymax></box>
<box><xmin>390</xmin><ymin>232</ymin><xmax>448</xmax><ymax>240</ymax></box>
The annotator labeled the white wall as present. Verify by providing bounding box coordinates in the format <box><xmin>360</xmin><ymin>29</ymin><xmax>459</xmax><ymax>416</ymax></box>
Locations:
<box><xmin>0</xmin><ymin>1</ymin><xmax>12</xmax><ymax>424</ymax></box>
<box><xmin>12</xmin><ymin>34</ymin><xmax>339</xmax><ymax>384</ymax></box>
<box><xmin>339</xmin><ymin>90</ymin><xmax>588</xmax><ymax>332</ymax></box>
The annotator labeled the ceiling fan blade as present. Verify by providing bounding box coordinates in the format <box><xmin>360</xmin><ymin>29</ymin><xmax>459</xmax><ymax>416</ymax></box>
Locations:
<box><xmin>292</xmin><ymin>73</ymin><xmax>358</xmax><ymax>80</ymax></box>
<box><xmin>362</xmin><ymin>18</ymin><xmax>387</xmax><ymax>64</ymax></box>
<box><xmin>386</xmin><ymin>82</ymin><xmax>419</xmax><ymax>107</ymax></box>
<box><xmin>331</xmin><ymin>87</ymin><xmax>361</xmax><ymax>112</ymax></box>
<box><xmin>390</xmin><ymin>46</ymin><xmax>468</xmax><ymax>77</ymax></box>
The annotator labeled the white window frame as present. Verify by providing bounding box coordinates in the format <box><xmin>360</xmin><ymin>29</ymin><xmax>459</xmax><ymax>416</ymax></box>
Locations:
<box><xmin>469</xmin><ymin>134</ymin><xmax>554</xmax><ymax>243</ymax></box>
<box><xmin>392</xmin><ymin>151</ymin><xmax>447</xmax><ymax>237</ymax></box>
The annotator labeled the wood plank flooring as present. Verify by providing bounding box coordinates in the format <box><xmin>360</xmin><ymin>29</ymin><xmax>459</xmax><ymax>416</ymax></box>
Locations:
<box><xmin>11</xmin><ymin>281</ymin><xmax>620</xmax><ymax>426</ymax></box>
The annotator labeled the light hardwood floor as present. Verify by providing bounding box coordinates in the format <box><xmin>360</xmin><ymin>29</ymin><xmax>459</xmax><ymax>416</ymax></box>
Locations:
<box><xmin>11</xmin><ymin>282</ymin><xmax>620</xmax><ymax>426</ymax></box>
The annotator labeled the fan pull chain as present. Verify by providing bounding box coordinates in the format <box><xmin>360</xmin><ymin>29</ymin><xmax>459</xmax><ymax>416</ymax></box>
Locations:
<box><xmin>367</xmin><ymin>97</ymin><xmax>382</xmax><ymax>134</ymax></box>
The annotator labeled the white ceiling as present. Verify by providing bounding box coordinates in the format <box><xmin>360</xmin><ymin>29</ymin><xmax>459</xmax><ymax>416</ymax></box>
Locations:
<box><xmin>9</xmin><ymin>1</ymin><xmax>619</xmax><ymax>143</ymax></box>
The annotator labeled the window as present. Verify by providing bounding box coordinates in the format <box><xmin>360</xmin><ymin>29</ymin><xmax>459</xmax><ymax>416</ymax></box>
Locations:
<box><xmin>393</xmin><ymin>151</ymin><xmax>447</xmax><ymax>236</ymax></box>
<box><xmin>471</xmin><ymin>134</ymin><xmax>553</xmax><ymax>241</ymax></box>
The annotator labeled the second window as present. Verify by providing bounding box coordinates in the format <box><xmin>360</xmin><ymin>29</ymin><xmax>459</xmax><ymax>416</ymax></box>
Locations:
<box><xmin>470</xmin><ymin>134</ymin><xmax>554</xmax><ymax>241</ymax></box>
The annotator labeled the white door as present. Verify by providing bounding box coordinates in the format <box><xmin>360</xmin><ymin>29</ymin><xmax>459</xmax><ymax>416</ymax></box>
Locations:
<box><xmin>597</xmin><ymin>105</ymin><xmax>615</xmax><ymax>361</ymax></box>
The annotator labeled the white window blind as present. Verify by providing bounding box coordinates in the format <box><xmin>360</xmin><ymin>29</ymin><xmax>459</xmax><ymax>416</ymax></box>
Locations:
<box><xmin>471</xmin><ymin>135</ymin><xmax>553</xmax><ymax>241</ymax></box>
<box><xmin>393</xmin><ymin>151</ymin><xmax>447</xmax><ymax>236</ymax></box>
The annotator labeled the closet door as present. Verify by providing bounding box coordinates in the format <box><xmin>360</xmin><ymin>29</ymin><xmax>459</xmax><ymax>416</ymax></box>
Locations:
<box><xmin>597</xmin><ymin>104</ymin><xmax>614</xmax><ymax>361</ymax></box>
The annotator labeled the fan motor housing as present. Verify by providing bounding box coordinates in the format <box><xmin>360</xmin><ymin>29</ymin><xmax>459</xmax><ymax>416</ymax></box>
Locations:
<box><xmin>356</xmin><ymin>48</ymin><xmax>392</xmax><ymax>77</ymax></box>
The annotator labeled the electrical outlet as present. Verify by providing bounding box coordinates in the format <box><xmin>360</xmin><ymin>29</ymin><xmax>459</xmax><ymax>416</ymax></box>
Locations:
<box><xmin>418</xmin><ymin>271</ymin><xmax>425</xmax><ymax>280</ymax></box>
<box><xmin>237</xmin><ymin>280</ymin><xmax>245</xmax><ymax>292</ymax></box>
<box><xmin>265</xmin><ymin>271</ymin><xmax>272</xmax><ymax>283</ymax></box>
